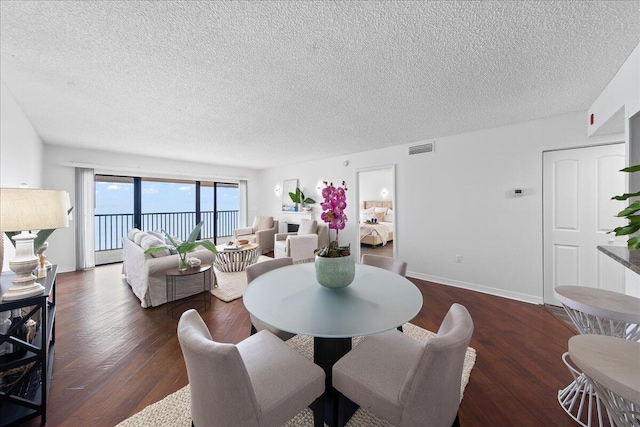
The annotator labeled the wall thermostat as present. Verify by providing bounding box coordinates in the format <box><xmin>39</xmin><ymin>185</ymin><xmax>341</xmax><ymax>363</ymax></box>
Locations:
<box><xmin>513</xmin><ymin>189</ymin><xmax>523</xmax><ymax>196</ymax></box>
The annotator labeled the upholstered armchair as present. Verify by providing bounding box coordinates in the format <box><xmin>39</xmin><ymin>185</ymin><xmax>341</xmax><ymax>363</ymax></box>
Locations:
<box><xmin>232</xmin><ymin>216</ymin><xmax>279</xmax><ymax>254</ymax></box>
<box><xmin>274</xmin><ymin>219</ymin><xmax>329</xmax><ymax>263</ymax></box>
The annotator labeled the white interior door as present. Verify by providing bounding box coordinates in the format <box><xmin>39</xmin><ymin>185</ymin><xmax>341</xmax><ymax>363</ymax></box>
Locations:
<box><xmin>543</xmin><ymin>144</ymin><xmax>627</xmax><ymax>305</ymax></box>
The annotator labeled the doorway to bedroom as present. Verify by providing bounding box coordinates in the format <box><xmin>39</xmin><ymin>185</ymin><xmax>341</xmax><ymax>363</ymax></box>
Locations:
<box><xmin>356</xmin><ymin>165</ymin><xmax>396</xmax><ymax>262</ymax></box>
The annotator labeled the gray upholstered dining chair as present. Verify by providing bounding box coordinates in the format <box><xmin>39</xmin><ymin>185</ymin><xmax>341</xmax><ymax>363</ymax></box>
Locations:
<box><xmin>361</xmin><ymin>253</ymin><xmax>408</xmax><ymax>277</ymax></box>
<box><xmin>245</xmin><ymin>257</ymin><xmax>296</xmax><ymax>340</ymax></box>
<box><xmin>177</xmin><ymin>309</ymin><xmax>325</xmax><ymax>427</ymax></box>
<box><xmin>362</xmin><ymin>253</ymin><xmax>409</xmax><ymax>332</ymax></box>
<box><xmin>332</xmin><ymin>303</ymin><xmax>473</xmax><ymax>427</ymax></box>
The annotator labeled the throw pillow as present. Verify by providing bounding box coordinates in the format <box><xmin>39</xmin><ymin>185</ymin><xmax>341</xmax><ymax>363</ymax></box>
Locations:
<box><xmin>164</xmin><ymin>235</ymin><xmax>181</xmax><ymax>254</ymax></box>
<box><xmin>383</xmin><ymin>208</ymin><xmax>394</xmax><ymax>222</ymax></box>
<box><xmin>298</xmin><ymin>219</ymin><xmax>317</xmax><ymax>235</ymax></box>
<box><xmin>133</xmin><ymin>231</ymin><xmax>147</xmax><ymax>246</ymax></box>
<box><xmin>252</xmin><ymin>216</ymin><xmax>274</xmax><ymax>231</ymax></box>
<box><xmin>140</xmin><ymin>235</ymin><xmax>170</xmax><ymax>258</ymax></box>
<box><xmin>374</xmin><ymin>207</ymin><xmax>388</xmax><ymax>214</ymax></box>
<box><xmin>374</xmin><ymin>211</ymin><xmax>386</xmax><ymax>222</ymax></box>
<box><xmin>148</xmin><ymin>230</ymin><xmax>165</xmax><ymax>241</ymax></box>
<box><xmin>127</xmin><ymin>228</ymin><xmax>141</xmax><ymax>241</ymax></box>
<box><xmin>361</xmin><ymin>207</ymin><xmax>375</xmax><ymax>222</ymax></box>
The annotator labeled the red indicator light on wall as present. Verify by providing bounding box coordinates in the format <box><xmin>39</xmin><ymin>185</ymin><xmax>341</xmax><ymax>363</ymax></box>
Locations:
<box><xmin>590</xmin><ymin>113</ymin><xmax>594</xmax><ymax>125</ymax></box>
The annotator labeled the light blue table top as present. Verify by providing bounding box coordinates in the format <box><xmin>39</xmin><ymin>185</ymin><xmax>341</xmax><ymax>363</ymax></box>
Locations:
<box><xmin>243</xmin><ymin>263</ymin><xmax>423</xmax><ymax>338</ymax></box>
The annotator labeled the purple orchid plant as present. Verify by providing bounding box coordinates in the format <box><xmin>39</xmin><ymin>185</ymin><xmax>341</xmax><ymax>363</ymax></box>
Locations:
<box><xmin>315</xmin><ymin>181</ymin><xmax>351</xmax><ymax>257</ymax></box>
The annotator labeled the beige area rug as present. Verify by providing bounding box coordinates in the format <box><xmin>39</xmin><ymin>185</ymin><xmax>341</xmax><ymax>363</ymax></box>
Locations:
<box><xmin>116</xmin><ymin>323</ymin><xmax>477</xmax><ymax>427</ymax></box>
<box><xmin>209</xmin><ymin>255</ymin><xmax>271</xmax><ymax>302</ymax></box>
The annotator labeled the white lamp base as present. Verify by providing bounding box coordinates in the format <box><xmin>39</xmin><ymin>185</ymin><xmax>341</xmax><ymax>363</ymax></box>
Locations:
<box><xmin>2</xmin><ymin>281</ymin><xmax>45</xmax><ymax>300</ymax></box>
<box><xmin>3</xmin><ymin>231</ymin><xmax>44</xmax><ymax>301</ymax></box>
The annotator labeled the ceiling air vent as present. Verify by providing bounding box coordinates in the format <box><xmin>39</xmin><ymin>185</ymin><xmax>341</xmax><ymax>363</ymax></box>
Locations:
<box><xmin>409</xmin><ymin>142</ymin><xmax>434</xmax><ymax>155</ymax></box>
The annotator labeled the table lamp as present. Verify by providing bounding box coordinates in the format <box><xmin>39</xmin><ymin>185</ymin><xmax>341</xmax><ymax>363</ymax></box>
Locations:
<box><xmin>0</xmin><ymin>188</ymin><xmax>69</xmax><ymax>300</ymax></box>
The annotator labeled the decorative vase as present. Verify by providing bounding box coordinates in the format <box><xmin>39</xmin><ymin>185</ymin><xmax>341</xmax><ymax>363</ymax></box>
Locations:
<box><xmin>315</xmin><ymin>254</ymin><xmax>355</xmax><ymax>288</ymax></box>
<box><xmin>178</xmin><ymin>257</ymin><xmax>188</xmax><ymax>271</ymax></box>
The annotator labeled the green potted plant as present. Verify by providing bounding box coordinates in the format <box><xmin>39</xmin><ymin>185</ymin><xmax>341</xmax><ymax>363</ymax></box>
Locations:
<box><xmin>314</xmin><ymin>181</ymin><xmax>354</xmax><ymax>288</ymax></box>
<box><xmin>289</xmin><ymin>187</ymin><xmax>316</xmax><ymax>211</ymax></box>
<box><xmin>611</xmin><ymin>165</ymin><xmax>640</xmax><ymax>250</ymax></box>
<box><xmin>144</xmin><ymin>221</ymin><xmax>217</xmax><ymax>271</ymax></box>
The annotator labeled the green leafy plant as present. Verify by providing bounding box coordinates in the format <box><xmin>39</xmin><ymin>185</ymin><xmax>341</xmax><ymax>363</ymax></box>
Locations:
<box><xmin>144</xmin><ymin>221</ymin><xmax>217</xmax><ymax>269</ymax></box>
<box><xmin>315</xmin><ymin>240</ymin><xmax>351</xmax><ymax>257</ymax></box>
<box><xmin>611</xmin><ymin>165</ymin><xmax>640</xmax><ymax>250</ymax></box>
<box><xmin>288</xmin><ymin>187</ymin><xmax>316</xmax><ymax>206</ymax></box>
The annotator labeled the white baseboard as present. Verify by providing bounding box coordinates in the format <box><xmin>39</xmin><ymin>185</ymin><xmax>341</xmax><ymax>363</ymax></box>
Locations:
<box><xmin>406</xmin><ymin>271</ymin><xmax>543</xmax><ymax>305</ymax></box>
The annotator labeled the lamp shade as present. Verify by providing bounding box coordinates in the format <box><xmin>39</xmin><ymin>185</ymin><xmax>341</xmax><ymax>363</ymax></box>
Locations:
<box><xmin>0</xmin><ymin>188</ymin><xmax>70</xmax><ymax>232</ymax></box>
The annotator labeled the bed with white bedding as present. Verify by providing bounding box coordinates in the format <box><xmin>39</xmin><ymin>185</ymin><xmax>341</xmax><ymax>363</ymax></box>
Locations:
<box><xmin>359</xmin><ymin>201</ymin><xmax>394</xmax><ymax>247</ymax></box>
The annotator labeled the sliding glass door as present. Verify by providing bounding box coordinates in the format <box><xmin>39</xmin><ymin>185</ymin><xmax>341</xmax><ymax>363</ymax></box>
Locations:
<box><xmin>94</xmin><ymin>175</ymin><xmax>135</xmax><ymax>264</ymax></box>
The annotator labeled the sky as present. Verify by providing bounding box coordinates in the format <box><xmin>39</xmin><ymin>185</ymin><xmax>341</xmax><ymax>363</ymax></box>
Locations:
<box><xmin>95</xmin><ymin>180</ymin><xmax>239</xmax><ymax>214</ymax></box>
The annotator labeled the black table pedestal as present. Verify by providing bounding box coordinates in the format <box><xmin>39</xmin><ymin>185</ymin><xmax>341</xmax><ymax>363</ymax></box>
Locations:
<box><xmin>314</xmin><ymin>337</ymin><xmax>358</xmax><ymax>426</ymax></box>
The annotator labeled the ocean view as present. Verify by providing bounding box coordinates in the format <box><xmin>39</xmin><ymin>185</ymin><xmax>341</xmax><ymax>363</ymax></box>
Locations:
<box><xmin>94</xmin><ymin>180</ymin><xmax>240</xmax><ymax>250</ymax></box>
<box><xmin>95</xmin><ymin>181</ymin><xmax>239</xmax><ymax>214</ymax></box>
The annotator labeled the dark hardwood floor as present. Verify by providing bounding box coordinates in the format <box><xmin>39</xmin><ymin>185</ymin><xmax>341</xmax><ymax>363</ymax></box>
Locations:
<box><xmin>19</xmin><ymin>263</ymin><xmax>579</xmax><ymax>426</ymax></box>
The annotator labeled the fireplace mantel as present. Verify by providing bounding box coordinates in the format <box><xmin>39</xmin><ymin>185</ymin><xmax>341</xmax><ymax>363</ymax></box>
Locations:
<box><xmin>278</xmin><ymin>211</ymin><xmax>316</xmax><ymax>233</ymax></box>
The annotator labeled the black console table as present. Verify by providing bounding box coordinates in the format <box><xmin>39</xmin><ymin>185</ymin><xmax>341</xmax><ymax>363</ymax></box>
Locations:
<box><xmin>0</xmin><ymin>265</ymin><xmax>57</xmax><ymax>426</ymax></box>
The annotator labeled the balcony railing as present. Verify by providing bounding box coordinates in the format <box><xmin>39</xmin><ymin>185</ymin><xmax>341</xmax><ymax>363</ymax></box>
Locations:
<box><xmin>94</xmin><ymin>210</ymin><xmax>239</xmax><ymax>251</ymax></box>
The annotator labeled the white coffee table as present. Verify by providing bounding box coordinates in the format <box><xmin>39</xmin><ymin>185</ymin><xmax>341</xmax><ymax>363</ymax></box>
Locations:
<box><xmin>213</xmin><ymin>243</ymin><xmax>260</xmax><ymax>272</ymax></box>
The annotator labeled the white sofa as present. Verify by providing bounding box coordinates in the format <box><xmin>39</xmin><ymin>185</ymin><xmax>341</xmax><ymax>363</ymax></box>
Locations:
<box><xmin>122</xmin><ymin>229</ymin><xmax>217</xmax><ymax>308</ymax></box>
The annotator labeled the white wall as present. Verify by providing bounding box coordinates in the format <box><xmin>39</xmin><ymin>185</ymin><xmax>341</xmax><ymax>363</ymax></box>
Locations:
<box><xmin>588</xmin><ymin>42</ymin><xmax>640</xmax><ymax>137</ymax></box>
<box><xmin>0</xmin><ymin>81</ymin><xmax>44</xmax><ymax>188</ymax></box>
<box><xmin>42</xmin><ymin>145</ymin><xmax>262</xmax><ymax>272</ymax></box>
<box><xmin>358</xmin><ymin>169</ymin><xmax>393</xmax><ymax>208</ymax></box>
<box><xmin>257</xmin><ymin>112</ymin><xmax>624</xmax><ymax>303</ymax></box>
<box><xmin>1</xmin><ymin>80</ymin><xmax>45</xmax><ymax>272</ymax></box>
<box><xmin>588</xmin><ymin>43</ymin><xmax>640</xmax><ymax>296</ymax></box>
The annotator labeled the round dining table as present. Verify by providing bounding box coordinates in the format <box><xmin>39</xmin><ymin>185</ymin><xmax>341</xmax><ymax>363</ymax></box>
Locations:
<box><xmin>243</xmin><ymin>261</ymin><xmax>423</xmax><ymax>425</ymax></box>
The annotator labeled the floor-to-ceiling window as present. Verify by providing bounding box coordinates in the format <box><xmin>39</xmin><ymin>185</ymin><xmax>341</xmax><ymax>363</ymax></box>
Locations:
<box><xmin>94</xmin><ymin>174</ymin><xmax>239</xmax><ymax>265</ymax></box>
<box><xmin>141</xmin><ymin>178</ymin><xmax>197</xmax><ymax>240</ymax></box>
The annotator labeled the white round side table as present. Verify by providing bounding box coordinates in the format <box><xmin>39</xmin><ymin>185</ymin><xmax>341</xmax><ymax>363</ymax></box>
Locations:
<box><xmin>555</xmin><ymin>286</ymin><xmax>640</xmax><ymax>427</ymax></box>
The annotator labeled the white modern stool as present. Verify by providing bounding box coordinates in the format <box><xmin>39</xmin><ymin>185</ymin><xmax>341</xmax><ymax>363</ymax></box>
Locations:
<box><xmin>555</xmin><ymin>286</ymin><xmax>640</xmax><ymax>427</ymax></box>
<box><xmin>568</xmin><ymin>335</ymin><xmax>640</xmax><ymax>427</ymax></box>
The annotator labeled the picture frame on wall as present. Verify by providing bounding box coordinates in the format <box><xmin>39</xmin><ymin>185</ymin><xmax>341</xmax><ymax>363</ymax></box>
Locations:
<box><xmin>282</xmin><ymin>179</ymin><xmax>298</xmax><ymax>212</ymax></box>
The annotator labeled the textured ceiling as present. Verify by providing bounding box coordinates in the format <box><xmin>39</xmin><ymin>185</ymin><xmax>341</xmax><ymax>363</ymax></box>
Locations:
<box><xmin>1</xmin><ymin>1</ymin><xmax>639</xmax><ymax>170</ymax></box>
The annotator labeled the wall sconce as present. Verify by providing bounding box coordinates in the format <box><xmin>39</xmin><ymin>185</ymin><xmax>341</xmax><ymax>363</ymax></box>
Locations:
<box><xmin>274</xmin><ymin>185</ymin><xmax>282</xmax><ymax>197</ymax></box>
<box><xmin>381</xmin><ymin>188</ymin><xmax>389</xmax><ymax>198</ymax></box>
